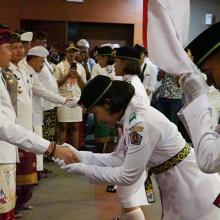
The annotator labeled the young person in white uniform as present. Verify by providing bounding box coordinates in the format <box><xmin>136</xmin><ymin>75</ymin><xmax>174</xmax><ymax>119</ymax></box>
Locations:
<box><xmin>56</xmin><ymin>74</ymin><xmax>220</xmax><ymax>220</ymax></box>
<box><xmin>178</xmin><ymin>21</ymin><xmax>220</xmax><ymax>175</ymax></box>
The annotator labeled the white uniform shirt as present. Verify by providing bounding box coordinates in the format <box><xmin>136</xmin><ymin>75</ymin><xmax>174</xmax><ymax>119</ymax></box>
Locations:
<box><xmin>123</xmin><ymin>75</ymin><xmax>150</xmax><ymax>106</ymax></box>
<box><xmin>207</xmin><ymin>85</ymin><xmax>220</xmax><ymax>127</ymax></box>
<box><xmin>26</xmin><ymin>65</ymin><xmax>66</xmax><ymax>126</ymax></box>
<box><xmin>91</xmin><ymin>64</ymin><xmax>120</xmax><ymax>80</ymax></box>
<box><xmin>80</xmin><ymin>94</ymin><xmax>220</xmax><ymax>219</ymax></box>
<box><xmin>179</xmin><ymin>94</ymin><xmax>220</xmax><ymax>173</ymax></box>
<box><xmin>0</xmin><ymin>69</ymin><xmax>49</xmax><ymax>163</ymax></box>
<box><xmin>9</xmin><ymin>63</ymin><xmax>33</xmax><ymax>131</ymax></box>
<box><xmin>38</xmin><ymin>60</ymin><xmax>60</xmax><ymax>111</ymax></box>
<box><xmin>142</xmin><ymin>57</ymin><xmax>158</xmax><ymax>101</ymax></box>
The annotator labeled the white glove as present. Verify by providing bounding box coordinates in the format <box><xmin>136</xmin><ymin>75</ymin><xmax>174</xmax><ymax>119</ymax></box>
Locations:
<box><xmin>62</xmin><ymin>143</ymin><xmax>82</xmax><ymax>161</ymax></box>
<box><xmin>179</xmin><ymin>72</ymin><xmax>207</xmax><ymax>104</ymax></box>
<box><xmin>65</xmin><ymin>97</ymin><xmax>79</xmax><ymax>108</ymax></box>
<box><xmin>61</xmin><ymin>163</ymin><xmax>85</xmax><ymax>175</ymax></box>
<box><xmin>53</xmin><ymin>158</ymin><xmax>66</xmax><ymax>166</ymax></box>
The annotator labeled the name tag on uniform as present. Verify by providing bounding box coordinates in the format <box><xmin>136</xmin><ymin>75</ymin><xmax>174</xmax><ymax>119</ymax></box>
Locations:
<box><xmin>213</xmin><ymin>193</ymin><xmax>220</xmax><ymax>208</ymax></box>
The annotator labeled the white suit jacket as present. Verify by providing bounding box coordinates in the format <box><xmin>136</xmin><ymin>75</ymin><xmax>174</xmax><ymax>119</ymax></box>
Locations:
<box><xmin>0</xmin><ymin>69</ymin><xmax>49</xmax><ymax>163</ymax></box>
<box><xmin>26</xmin><ymin>65</ymin><xmax>66</xmax><ymax>126</ymax></box>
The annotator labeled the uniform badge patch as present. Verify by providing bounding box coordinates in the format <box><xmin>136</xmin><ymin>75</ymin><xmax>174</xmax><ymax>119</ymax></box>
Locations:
<box><xmin>213</xmin><ymin>193</ymin><xmax>220</xmax><ymax>208</ymax></box>
<box><xmin>129</xmin><ymin>131</ymin><xmax>142</xmax><ymax>145</ymax></box>
<box><xmin>129</xmin><ymin>125</ymin><xmax>144</xmax><ymax>133</ymax></box>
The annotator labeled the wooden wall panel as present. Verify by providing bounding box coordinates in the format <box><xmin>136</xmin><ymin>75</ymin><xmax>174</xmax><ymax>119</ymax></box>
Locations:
<box><xmin>0</xmin><ymin>0</ymin><xmax>143</xmax><ymax>44</ymax></box>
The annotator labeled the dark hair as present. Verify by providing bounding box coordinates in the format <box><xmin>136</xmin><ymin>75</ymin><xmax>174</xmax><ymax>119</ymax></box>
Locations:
<box><xmin>123</xmin><ymin>59</ymin><xmax>142</xmax><ymax>81</ymax></box>
<box><xmin>26</xmin><ymin>55</ymin><xmax>38</xmax><ymax>62</ymax></box>
<box><xmin>32</xmin><ymin>31</ymin><xmax>48</xmax><ymax>41</ymax></box>
<box><xmin>79</xmin><ymin>75</ymin><xmax>135</xmax><ymax>114</ymax></box>
<box><xmin>9</xmin><ymin>33</ymin><xmax>21</xmax><ymax>43</ymax></box>
<box><xmin>107</xmin><ymin>56</ymin><xmax>114</xmax><ymax>65</ymax></box>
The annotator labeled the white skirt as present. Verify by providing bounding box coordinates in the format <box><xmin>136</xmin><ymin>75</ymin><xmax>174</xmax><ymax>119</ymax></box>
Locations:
<box><xmin>57</xmin><ymin>105</ymin><xmax>82</xmax><ymax>122</ymax></box>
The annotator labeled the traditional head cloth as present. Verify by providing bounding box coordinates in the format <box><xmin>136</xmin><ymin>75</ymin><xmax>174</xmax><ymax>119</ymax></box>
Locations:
<box><xmin>185</xmin><ymin>22</ymin><xmax>220</xmax><ymax>66</ymax></box>
<box><xmin>115</xmin><ymin>46</ymin><xmax>141</xmax><ymax>60</ymax></box>
<box><xmin>28</xmin><ymin>46</ymin><xmax>49</xmax><ymax>57</ymax></box>
<box><xmin>79</xmin><ymin>75</ymin><xmax>112</xmax><ymax>112</ymax></box>
<box><xmin>65</xmin><ymin>42</ymin><xmax>79</xmax><ymax>52</ymax></box>
<box><xmin>96</xmin><ymin>46</ymin><xmax>113</xmax><ymax>56</ymax></box>
<box><xmin>77</xmin><ymin>39</ymin><xmax>89</xmax><ymax>48</ymax></box>
<box><xmin>20</xmin><ymin>32</ymin><xmax>33</xmax><ymax>42</ymax></box>
<box><xmin>0</xmin><ymin>24</ymin><xmax>11</xmax><ymax>45</ymax></box>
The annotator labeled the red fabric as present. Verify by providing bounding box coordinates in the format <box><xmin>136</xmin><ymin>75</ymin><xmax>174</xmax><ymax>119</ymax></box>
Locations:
<box><xmin>0</xmin><ymin>210</ymin><xmax>15</xmax><ymax>220</ymax></box>
<box><xmin>142</xmin><ymin>0</ymin><xmax>148</xmax><ymax>47</ymax></box>
<box><xmin>16</xmin><ymin>150</ymin><xmax>37</xmax><ymax>178</ymax></box>
<box><xmin>0</xmin><ymin>29</ymin><xmax>11</xmax><ymax>45</ymax></box>
<box><xmin>15</xmin><ymin>185</ymin><xmax>33</xmax><ymax>211</ymax></box>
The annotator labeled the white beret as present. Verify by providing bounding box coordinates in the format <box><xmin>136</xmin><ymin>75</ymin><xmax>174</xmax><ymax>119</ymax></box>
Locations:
<box><xmin>20</xmin><ymin>32</ymin><xmax>33</xmax><ymax>42</ymax></box>
<box><xmin>28</xmin><ymin>46</ymin><xmax>49</xmax><ymax>57</ymax></box>
<box><xmin>77</xmin><ymin>39</ymin><xmax>89</xmax><ymax>48</ymax></box>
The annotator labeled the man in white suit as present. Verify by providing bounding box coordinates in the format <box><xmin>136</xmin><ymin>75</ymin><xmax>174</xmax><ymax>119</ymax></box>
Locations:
<box><xmin>0</xmin><ymin>26</ymin><xmax>79</xmax><ymax>219</ymax></box>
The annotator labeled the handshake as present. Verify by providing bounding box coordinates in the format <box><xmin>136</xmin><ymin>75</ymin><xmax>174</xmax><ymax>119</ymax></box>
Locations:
<box><xmin>52</xmin><ymin>143</ymin><xmax>85</xmax><ymax>175</ymax></box>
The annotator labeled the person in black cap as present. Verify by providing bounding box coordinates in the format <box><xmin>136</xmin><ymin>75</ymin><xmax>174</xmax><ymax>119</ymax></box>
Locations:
<box><xmin>134</xmin><ymin>44</ymin><xmax>157</xmax><ymax>102</ymax></box>
<box><xmin>55</xmin><ymin>74</ymin><xmax>220</xmax><ymax>220</ymax></box>
<box><xmin>91</xmin><ymin>45</ymin><xmax>117</xmax><ymax>79</ymax></box>
<box><xmin>178</xmin><ymin>22</ymin><xmax>220</xmax><ymax>174</ymax></box>
<box><xmin>114</xmin><ymin>46</ymin><xmax>150</xmax><ymax>105</ymax></box>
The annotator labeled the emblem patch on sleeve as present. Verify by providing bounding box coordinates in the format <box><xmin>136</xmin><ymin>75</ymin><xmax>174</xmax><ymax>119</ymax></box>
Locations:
<box><xmin>213</xmin><ymin>193</ymin><xmax>220</xmax><ymax>208</ymax></box>
<box><xmin>129</xmin><ymin>131</ymin><xmax>142</xmax><ymax>145</ymax></box>
<box><xmin>129</xmin><ymin>125</ymin><xmax>144</xmax><ymax>133</ymax></box>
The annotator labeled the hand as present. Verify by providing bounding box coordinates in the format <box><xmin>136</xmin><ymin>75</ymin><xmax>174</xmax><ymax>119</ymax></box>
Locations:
<box><xmin>61</xmin><ymin>163</ymin><xmax>85</xmax><ymax>175</ymax></box>
<box><xmin>53</xmin><ymin>145</ymin><xmax>81</xmax><ymax>164</ymax></box>
<box><xmin>179</xmin><ymin>72</ymin><xmax>207</xmax><ymax>104</ymax></box>
<box><xmin>65</xmin><ymin>97</ymin><xmax>79</xmax><ymax>108</ymax></box>
<box><xmin>62</xmin><ymin>143</ymin><xmax>82</xmax><ymax>161</ymax></box>
<box><xmin>53</xmin><ymin>158</ymin><xmax>66</xmax><ymax>166</ymax></box>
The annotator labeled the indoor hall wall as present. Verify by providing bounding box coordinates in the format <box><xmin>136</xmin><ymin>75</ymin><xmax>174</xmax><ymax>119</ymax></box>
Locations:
<box><xmin>189</xmin><ymin>0</ymin><xmax>220</xmax><ymax>43</ymax></box>
<box><xmin>0</xmin><ymin>0</ymin><xmax>143</xmax><ymax>44</ymax></box>
<box><xmin>0</xmin><ymin>0</ymin><xmax>21</xmax><ymax>30</ymax></box>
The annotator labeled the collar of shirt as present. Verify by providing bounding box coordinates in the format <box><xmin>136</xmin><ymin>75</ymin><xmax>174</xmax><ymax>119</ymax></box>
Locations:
<box><xmin>9</xmin><ymin>62</ymin><xmax>19</xmax><ymax>72</ymax></box>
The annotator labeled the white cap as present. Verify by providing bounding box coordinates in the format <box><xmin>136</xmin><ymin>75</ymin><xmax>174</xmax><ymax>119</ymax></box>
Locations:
<box><xmin>100</xmin><ymin>43</ymin><xmax>112</xmax><ymax>48</ymax></box>
<box><xmin>20</xmin><ymin>32</ymin><xmax>33</xmax><ymax>42</ymax></box>
<box><xmin>28</xmin><ymin>46</ymin><xmax>49</xmax><ymax>57</ymax></box>
<box><xmin>77</xmin><ymin>39</ymin><xmax>89</xmax><ymax>48</ymax></box>
<box><xmin>112</xmin><ymin>43</ymin><xmax>120</xmax><ymax>49</ymax></box>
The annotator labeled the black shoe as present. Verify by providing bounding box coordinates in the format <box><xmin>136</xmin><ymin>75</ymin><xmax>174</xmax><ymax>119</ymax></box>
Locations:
<box><xmin>106</xmin><ymin>185</ymin><xmax>116</xmax><ymax>193</ymax></box>
<box><xmin>43</xmin><ymin>168</ymin><xmax>53</xmax><ymax>173</ymax></box>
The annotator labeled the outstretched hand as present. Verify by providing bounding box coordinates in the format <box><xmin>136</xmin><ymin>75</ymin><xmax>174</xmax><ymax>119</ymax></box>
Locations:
<box><xmin>53</xmin><ymin>158</ymin><xmax>85</xmax><ymax>175</ymax></box>
<box><xmin>53</xmin><ymin>144</ymin><xmax>81</xmax><ymax>164</ymax></box>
